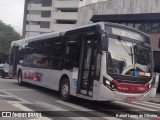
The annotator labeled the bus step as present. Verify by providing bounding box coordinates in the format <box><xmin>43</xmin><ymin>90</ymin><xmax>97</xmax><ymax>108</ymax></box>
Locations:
<box><xmin>77</xmin><ymin>94</ymin><xmax>92</xmax><ymax>100</ymax></box>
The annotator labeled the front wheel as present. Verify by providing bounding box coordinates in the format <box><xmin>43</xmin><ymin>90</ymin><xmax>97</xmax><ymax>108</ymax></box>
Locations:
<box><xmin>18</xmin><ymin>71</ymin><xmax>24</xmax><ymax>86</ymax></box>
<box><xmin>60</xmin><ymin>78</ymin><xmax>70</xmax><ymax>101</ymax></box>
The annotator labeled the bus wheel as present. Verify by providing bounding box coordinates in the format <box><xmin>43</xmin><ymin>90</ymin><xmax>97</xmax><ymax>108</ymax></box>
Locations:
<box><xmin>60</xmin><ymin>78</ymin><xmax>70</xmax><ymax>101</ymax></box>
<box><xmin>18</xmin><ymin>71</ymin><xmax>24</xmax><ymax>86</ymax></box>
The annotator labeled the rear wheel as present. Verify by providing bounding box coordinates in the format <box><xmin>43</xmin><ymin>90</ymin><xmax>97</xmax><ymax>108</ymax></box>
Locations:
<box><xmin>18</xmin><ymin>71</ymin><xmax>24</xmax><ymax>86</ymax></box>
<box><xmin>60</xmin><ymin>78</ymin><xmax>70</xmax><ymax>101</ymax></box>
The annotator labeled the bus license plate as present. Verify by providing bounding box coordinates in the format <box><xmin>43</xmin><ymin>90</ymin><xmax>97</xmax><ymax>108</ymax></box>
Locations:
<box><xmin>126</xmin><ymin>97</ymin><xmax>135</xmax><ymax>102</ymax></box>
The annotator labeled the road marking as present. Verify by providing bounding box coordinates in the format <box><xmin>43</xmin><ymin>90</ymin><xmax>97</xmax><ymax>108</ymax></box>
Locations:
<box><xmin>114</xmin><ymin>101</ymin><xmax>158</xmax><ymax>111</ymax></box>
<box><xmin>0</xmin><ymin>89</ymin><xmax>31</xmax><ymax>103</ymax></box>
<box><xmin>7</xmin><ymin>102</ymin><xmax>52</xmax><ymax>120</ymax></box>
<box><xmin>56</xmin><ymin>100</ymin><xmax>92</xmax><ymax>111</ymax></box>
<box><xmin>56</xmin><ymin>100</ymin><xmax>122</xmax><ymax>120</ymax></box>
<box><xmin>8</xmin><ymin>102</ymin><xmax>33</xmax><ymax>111</ymax></box>
<box><xmin>141</xmin><ymin>101</ymin><xmax>160</xmax><ymax>107</ymax></box>
<box><xmin>133</xmin><ymin>101</ymin><xmax>160</xmax><ymax>110</ymax></box>
<box><xmin>35</xmin><ymin>101</ymin><xmax>91</xmax><ymax>120</ymax></box>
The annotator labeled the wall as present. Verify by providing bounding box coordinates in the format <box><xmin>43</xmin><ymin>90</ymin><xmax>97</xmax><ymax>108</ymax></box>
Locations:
<box><xmin>77</xmin><ymin>0</ymin><xmax>160</xmax><ymax>51</ymax></box>
<box><xmin>77</xmin><ymin>0</ymin><xmax>160</xmax><ymax>26</ymax></box>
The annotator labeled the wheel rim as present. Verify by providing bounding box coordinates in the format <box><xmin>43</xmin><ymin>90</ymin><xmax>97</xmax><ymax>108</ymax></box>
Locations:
<box><xmin>62</xmin><ymin>83</ymin><xmax>69</xmax><ymax>97</ymax></box>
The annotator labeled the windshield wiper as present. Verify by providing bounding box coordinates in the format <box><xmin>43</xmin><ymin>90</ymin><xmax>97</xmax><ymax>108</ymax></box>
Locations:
<box><xmin>118</xmin><ymin>36</ymin><xmax>134</xmax><ymax>64</ymax></box>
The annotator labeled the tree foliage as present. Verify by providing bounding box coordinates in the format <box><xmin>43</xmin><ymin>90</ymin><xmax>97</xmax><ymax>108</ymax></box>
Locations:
<box><xmin>0</xmin><ymin>20</ymin><xmax>21</xmax><ymax>63</ymax></box>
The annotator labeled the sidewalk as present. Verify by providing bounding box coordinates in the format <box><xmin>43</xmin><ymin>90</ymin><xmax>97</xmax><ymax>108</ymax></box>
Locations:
<box><xmin>0</xmin><ymin>94</ymin><xmax>159</xmax><ymax>119</ymax></box>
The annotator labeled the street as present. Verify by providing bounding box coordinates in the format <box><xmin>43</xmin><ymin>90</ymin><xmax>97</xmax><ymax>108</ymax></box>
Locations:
<box><xmin>0</xmin><ymin>77</ymin><xmax>160</xmax><ymax>120</ymax></box>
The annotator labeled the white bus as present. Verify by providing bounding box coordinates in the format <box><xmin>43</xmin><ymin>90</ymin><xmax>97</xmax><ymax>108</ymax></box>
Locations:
<box><xmin>9</xmin><ymin>22</ymin><xmax>155</xmax><ymax>102</ymax></box>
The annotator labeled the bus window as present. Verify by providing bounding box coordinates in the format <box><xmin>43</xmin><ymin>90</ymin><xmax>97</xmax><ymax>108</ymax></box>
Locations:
<box><xmin>64</xmin><ymin>36</ymin><xmax>80</xmax><ymax>70</ymax></box>
<box><xmin>50</xmin><ymin>38</ymin><xmax>64</xmax><ymax>70</ymax></box>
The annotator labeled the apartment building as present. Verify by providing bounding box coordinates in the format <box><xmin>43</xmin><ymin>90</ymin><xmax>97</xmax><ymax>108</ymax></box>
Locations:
<box><xmin>53</xmin><ymin>0</ymin><xmax>79</xmax><ymax>31</ymax></box>
<box><xmin>22</xmin><ymin>0</ymin><xmax>79</xmax><ymax>38</ymax></box>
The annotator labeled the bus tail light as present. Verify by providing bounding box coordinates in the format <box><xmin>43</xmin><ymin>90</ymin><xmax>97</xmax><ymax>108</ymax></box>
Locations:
<box><xmin>103</xmin><ymin>77</ymin><xmax>116</xmax><ymax>91</ymax></box>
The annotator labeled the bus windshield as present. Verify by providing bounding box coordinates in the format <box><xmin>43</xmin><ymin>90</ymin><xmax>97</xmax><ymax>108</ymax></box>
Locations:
<box><xmin>107</xmin><ymin>35</ymin><xmax>152</xmax><ymax>78</ymax></box>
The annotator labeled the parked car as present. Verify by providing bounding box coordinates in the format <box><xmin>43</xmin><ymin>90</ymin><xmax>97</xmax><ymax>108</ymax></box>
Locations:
<box><xmin>1</xmin><ymin>63</ymin><xmax>9</xmax><ymax>78</ymax></box>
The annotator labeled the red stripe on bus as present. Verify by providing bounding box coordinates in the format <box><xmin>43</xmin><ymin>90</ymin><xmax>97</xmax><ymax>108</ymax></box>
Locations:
<box><xmin>112</xmin><ymin>80</ymin><xmax>146</xmax><ymax>93</ymax></box>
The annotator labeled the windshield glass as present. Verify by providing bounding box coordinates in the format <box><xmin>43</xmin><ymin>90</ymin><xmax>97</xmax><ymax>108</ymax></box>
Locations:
<box><xmin>107</xmin><ymin>37</ymin><xmax>152</xmax><ymax>77</ymax></box>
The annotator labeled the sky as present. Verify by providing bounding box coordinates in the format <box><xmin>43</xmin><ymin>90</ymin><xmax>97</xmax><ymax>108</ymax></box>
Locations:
<box><xmin>0</xmin><ymin>0</ymin><xmax>25</xmax><ymax>35</ymax></box>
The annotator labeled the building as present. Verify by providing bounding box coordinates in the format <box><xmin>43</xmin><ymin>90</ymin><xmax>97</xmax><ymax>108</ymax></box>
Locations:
<box><xmin>22</xmin><ymin>0</ymin><xmax>79</xmax><ymax>38</ymax></box>
<box><xmin>77</xmin><ymin>0</ymin><xmax>160</xmax><ymax>66</ymax></box>
<box><xmin>53</xmin><ymin>0</ymin><xmax>79</xmax><ymax>31</ymax></box>
<box><xmin>22</xmin><ymin>0</ymin><xmax>53</xmax><ymax>38</ymax></box>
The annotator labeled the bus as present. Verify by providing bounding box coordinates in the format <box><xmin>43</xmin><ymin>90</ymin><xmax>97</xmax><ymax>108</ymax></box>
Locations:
<box><xmin>9</xmin><ymin>22</ymin><xmax>155</xmax><ymax>102</ymax></box>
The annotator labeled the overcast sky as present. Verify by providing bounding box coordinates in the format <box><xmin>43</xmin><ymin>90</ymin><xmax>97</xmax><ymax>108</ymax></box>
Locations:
<box><xmin>0</xmin><ymin>0</ymin><xmax>25</xmax><ymax>35</ymax></box>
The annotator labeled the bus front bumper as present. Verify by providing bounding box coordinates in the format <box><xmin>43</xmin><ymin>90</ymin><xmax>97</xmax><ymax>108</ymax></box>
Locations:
<box><xmin>98</xmin><ymin>84</ymin><xmax>152</xmax><ymax>102</ymax></box>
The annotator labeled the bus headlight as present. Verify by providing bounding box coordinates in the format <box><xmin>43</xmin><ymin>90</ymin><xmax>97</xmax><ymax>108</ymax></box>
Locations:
<box><xmin>103</xmin><ymin>77</ymin><xmax>116</xmax><ymax>91</ymax></box>
<box><xmin>105</xmin><ymin>80</ymin><xmax>110</xmax><ymax>86</ymax></box>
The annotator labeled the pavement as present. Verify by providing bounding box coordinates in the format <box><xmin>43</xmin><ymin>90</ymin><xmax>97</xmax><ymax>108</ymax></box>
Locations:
<box><xmin>0</xmin><ymin>99</ymin><xmax>50</xmax><ymax>120</ymax></box>
<box><xmin>153</xmin><ymin>93</ymin><xmax>160</xmax><ymax>103</ymax></box>
<box><xmin>0</xmin><ymin>94</ymin><xmax>159</xmax><ymax>120</ymax></box>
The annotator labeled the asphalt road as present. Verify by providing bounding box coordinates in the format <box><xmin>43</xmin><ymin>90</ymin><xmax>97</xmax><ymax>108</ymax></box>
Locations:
<box><xmin>0</xmin><ymin>77</ymin><xmax>160</xmax><ymax>120</ymax></box>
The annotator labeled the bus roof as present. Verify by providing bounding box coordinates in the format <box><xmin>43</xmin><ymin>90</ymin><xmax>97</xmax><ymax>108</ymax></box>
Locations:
<box><xmin>12</xmin><ymin>22</ymin><xmax>150</xmax><ymax>44</ymax></box>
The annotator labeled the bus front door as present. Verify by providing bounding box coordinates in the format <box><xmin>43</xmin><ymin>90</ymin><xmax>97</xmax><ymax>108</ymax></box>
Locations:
<box><xmin>78</xmin><ymin>35</ymin><xmax>99</xmax><ymax>97</ymax></box>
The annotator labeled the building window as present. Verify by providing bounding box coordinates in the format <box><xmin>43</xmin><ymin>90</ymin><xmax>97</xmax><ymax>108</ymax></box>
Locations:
<box><xmin>40</xmin><ymin>21</ymin><xmax>50</xmax><ymax>28</ymax></box>
<box><xmin>134</xmin><ymin>23</ymin><xmax>144</xmax><ymax>31</ymax></box>
<box><xmin>151</xmin><ymin>23</ymin><xmax>159</xmax><ymax>33</ymax></box>
<box><xmin>127</xmin><ymin>23</ymin><xmax>134</xmax><ymax>28</ymax></box>
<box><xmin>144</xmin><ymin>23</ymin><xmax>151</xmax><ymax>33</ymax></box>
<box><xmin>59</xmin><ymin>8</ymin><xmax>78</xmax><ymax>12</ymax></box>
<box><xmin>42</xmin><ymin>0</ymin><xmax>52</xmax><ymax>6</ymax></box>
<box><xmin>28</xmin><ymin>0</ymin><xmax>42</xmax><ymax>4</ymax></box>
<box><xmin>41</xmin><ymin>11</ymin><xmax>51</xmax><ymax>17</ymax></box>
<box><xmin>56</xmin><ymin>20</ymin><xmax>76</xmax><ymax>24</ymax></box>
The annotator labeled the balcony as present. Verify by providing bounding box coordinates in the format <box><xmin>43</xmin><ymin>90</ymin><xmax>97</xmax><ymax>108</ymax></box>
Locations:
<box><xmin>26</xmin><ymin>25</ymin><xmax>52</xmax><ymax>32</ymax></box>
<box><xmin>27</xmin><ymin>14</ymin><xmax>41</xmax><ymax>21</ymax></box>
<box><xmin>54</xmin><ymin>1</ymin><xmax>79</xmax><ymax>9</ymax></box>
<box><xmin>53</xmin><ymin>23</ymin><xmax>76</xmax><ymax>31</ymax></box>
<box><xmin>27</xmin><ymin>4</ymin><xmax>52</xmax><ymax>10</ymax></box>
<box><xmin>27</xmin><ymin>4</ymin><xmax>42</xmax><ymax>10</ymax></box>
<box><xmin>27</xmin><ymin>14</ymin><xmax>52</xmax><ymax>21</ymax></box>
<box><xmin>53</xmin><ymin>12</ymin><xmax>78</xmax><ymax>20</ymax></box>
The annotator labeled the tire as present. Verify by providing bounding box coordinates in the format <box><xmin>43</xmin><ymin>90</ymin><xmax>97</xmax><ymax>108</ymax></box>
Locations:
<box><xmin>60</xmin><ymin>78</ymin><xmax>70</xmax><ymax>101</ymax></box>
<box><xmin>18</xmin><ymin>71</ymin><xmax>24</xmax><ymax>86</ymax></box>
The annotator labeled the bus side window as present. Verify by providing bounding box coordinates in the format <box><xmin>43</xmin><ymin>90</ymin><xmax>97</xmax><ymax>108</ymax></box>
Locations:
<box><xmin>51</xmin><ymin>39</ymin><xmax>64</xmax><ymax>70</ymax></box>
<box><xmin>64</xmin><ymin>36</ymin><xmax>80</xmax><ymax>70</ymax></box>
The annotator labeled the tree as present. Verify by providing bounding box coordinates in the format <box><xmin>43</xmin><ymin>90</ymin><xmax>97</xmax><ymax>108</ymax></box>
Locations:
<box><xmin>0</xmin><ymin>20</ymin><xmax>21</xmax><ymax>63</ymax></box>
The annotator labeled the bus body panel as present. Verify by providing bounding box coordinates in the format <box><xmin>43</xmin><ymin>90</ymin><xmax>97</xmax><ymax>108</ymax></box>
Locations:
<box><xmin>18</xmin><ymin>66</ymin><xmax>72</xmax><ymax>91</ymax></box>
<box><xmin>9</xmin><ymin>22</ymin><xmax>156</xmax><ymax>102</ymax></box>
